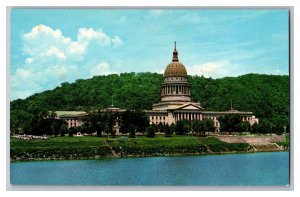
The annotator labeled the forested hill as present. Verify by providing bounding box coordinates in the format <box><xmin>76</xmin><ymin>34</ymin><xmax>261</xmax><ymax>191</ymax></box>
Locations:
<box><xmin>11</xmin><ymin>72</ymin><xmax>289</xmax><ymax>127</ymax></box>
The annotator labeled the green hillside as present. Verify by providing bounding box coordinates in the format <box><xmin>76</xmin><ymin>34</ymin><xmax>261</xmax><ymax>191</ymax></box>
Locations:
<box><xmin>10</xmin><ymin>72</ymin><xmax>289</xmax><ymax>131</ymax></box>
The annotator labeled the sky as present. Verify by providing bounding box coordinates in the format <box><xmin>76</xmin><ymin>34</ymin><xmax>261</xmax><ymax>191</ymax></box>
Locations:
<box><xmin>10</xmin><ymin>9</ymin><xmax>289</xmax><ymax>100</ymax></box>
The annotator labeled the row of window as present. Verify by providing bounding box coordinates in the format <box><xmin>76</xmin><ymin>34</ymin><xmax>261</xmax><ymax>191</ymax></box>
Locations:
<box><xmin>151</xmin><ymin>116</ymin><xmax>166</xmax><ymax>120</ymax></box>
<box><xmin>151</xmin><ymin>122</ymin><xmax>167</xmax><ymax>125</ymax></box>
<box><xmin>165</xmin><ymin>77</ymin><xmax>187</xmax><ymax>81</ymax></box>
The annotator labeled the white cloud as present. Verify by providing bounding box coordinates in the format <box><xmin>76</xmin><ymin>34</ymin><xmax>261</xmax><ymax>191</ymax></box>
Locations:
<box><xmin>53</xmin><ymin>66</ymin><xmax>68</xmax><ymax>80</ymax></box>
<box><xmin>112</xmin><ymin>36</ymin><xmax>123</xmax><ymax>46</ymax></box>
<box><xmin>22</xmin><ymin>24</ymin><xmax>71</xmax><ymax>58</ymax></box>
<box><xmin>12</xmin><ymin>68</ymin><xmax>32</xmax><ymax>81</ymax></box>
<box><xmin>90</xmin><ymin>62</ymin><xmax>113</xmax><ymax>77</ymax></box>
<box><xmin>23</xmin><ymin>24</ymin><xmax>65</xmax><ymax>41</ymax></box>
<box><xmin>67</xmin><ymin>41</ymin><xmax>86</xmax><ymax>55</ymax></box>
<box><xmin>25</xmin><ymin>58</ymin><xmax>34</xmax><ymax>64</ymax></box>
<box><xmin>186</xmin><ymin>61</ymin><xmax>239</xmax><ymax>78</ymax></box>
<box><xmin>154</xmin><ymin>69</ymin><xmax>164</xmax><ymax>74</ymax></box>
<box><xmin>78</xmin><ymin>28</ymin><xmax>111</xmax><ymax>46</ymax></box>
<box><xmin>271</xmin><ymin>69</ymin><xmax>283</xmax><ymax>75</ymax></box>
<box><xmin>22</xmin><ymin>24</ymin><xmax>123</xmax><ymax>60</ymax></box>
<box><xmin>44</xmin><ymin>47</ymin><xmax>66</xmax><ymax>60</ymax></box>
<box><xmin>11</xmin><ymin>68</ymin><xmax>41</xmax><ymax>94</ymax></box>
<box><xmin>11</xmin><ymin>24</ymin><xmax>122</xmax><ymax>100</ymax></box>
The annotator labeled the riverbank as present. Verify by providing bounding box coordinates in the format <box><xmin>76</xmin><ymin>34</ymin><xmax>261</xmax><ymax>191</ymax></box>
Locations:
<box><xmin>10</xmin><ymin>135</ymin><xmax>288</xmax><ymax>162</ymax></box>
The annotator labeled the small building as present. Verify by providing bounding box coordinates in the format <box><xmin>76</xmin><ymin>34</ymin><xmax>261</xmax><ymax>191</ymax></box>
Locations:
<box><xmin>54</xmin><ymin>111</ymin><xmax>87</xmax><ymax>128</ymax></box>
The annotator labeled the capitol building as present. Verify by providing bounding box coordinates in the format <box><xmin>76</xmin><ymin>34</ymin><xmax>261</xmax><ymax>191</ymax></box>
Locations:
<box><xmin>55</xmin><ymin>43</ymin><xmax>259</xmax><ymax>134</ymax></box>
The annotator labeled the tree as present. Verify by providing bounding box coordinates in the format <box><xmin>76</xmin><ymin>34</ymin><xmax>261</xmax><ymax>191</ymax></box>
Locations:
<box><xmin>251</xmin><ymin>122</ymin><xmax>260</xmax><ymax>134</ymax></box>
<box><xmin>120</xmin><ymin>110</ymin><xmax>149</xmax><ymax>135</ymax></box>
<box><xmin>175</xmin><ymin>120</ymin><xmax>184</xmax><ymax>135</ymax></box>
<box><xmin>68</xmin><ymin>127</ymin><xmax>76</xmax><ymax>137</ymax></box>
<box><xmin>146</xmin><ymin>125</ymin><xmax>156</xmax><ymax>138</ymax></box>
<box><xmin>60</xmin><ymin>124</ymin><xmax>68</xmax><ymax>137</ymax></box>
<box><xmin>82</xmin><ymin>122</ymin><xmax>92</xmax><ymax>135</ymax></box>
<box><xmin>191</xmin><ymin>119</ymin><xmax>214</xmax><ymax>136</ymax></box>
<box><xmin>169</xmin><ymin>123</ymin><xmax>175</xmax><ymax>135</ymax></box>
<box><xmin>218</xmin><ymin>115</ymin><xmax>242</xmax><ymax>134</ymax></box>
<box><xmin>49</xmin><ymin>111</ymin><xmax>57</xmax><ymax>136</ymax></box>
<box><xmin>236</xmin><ymin>122</ymin><xmax>251</xmax><ymax>133</ymax></box>
<box><xmin>203</xmin><ymin>119</ymin><xmax>215</xmax><ymax>135</ymax></box>
<box><xmin>175</xmin><ymin>120</ymin><xmax>189</xmax><ymax>135</ymax></box>
<box><xmin>191</xmin><ymin>120</ymin><xmax>201</xmax><ymax>136</ymax></box>
<box><xmin>260</xmin><ymin>119</ymin><xmax>274</xmax><ymax>134</ymax></box>
<box><xmin>129</xmin><ymin>125</ymin><xmax>136</xmax><ymax>138</ymax></box>
<box><xmin>157</xmin><ymin>122</ymin><xmax>164</xmax><ymax>133</ymax></box>
<box><xmin>10</xmin><ymin>73</ymin><xmax>288</xmax><ymax>136</ymax></box>
<box><xmin>86</xmin><ymin>110</ymin><xmax>104</xmax><ymax>137</ymax></box>
<box><xmin>134</xmin><ymin>111</ymin><xmax>149</xmax><ymax>134</ymax></box>
<box><xmin>182</xmin><ymin>119</ymin><xmax>191</xmax><ymax>134</ymax></box>
<box><xmin>164</xmin><ymin>124</ymin><xmax>172</xmax><ymax>137</ymax></box>
<box><xmin>102</xmin><ymin>112</ymin><xmax>117</xmax><ymax>136</ymax></box>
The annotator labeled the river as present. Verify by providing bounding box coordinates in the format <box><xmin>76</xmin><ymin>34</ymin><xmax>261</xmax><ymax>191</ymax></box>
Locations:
<box><xmin>10</xmin><ymin>152</ymin><xmax>289</xmax><ymax>186</ymax></box>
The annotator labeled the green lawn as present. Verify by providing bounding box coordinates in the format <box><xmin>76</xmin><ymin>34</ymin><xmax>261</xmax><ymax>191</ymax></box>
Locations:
<box><xmin>11</xmin><ymin>135</ymin><xmax>226</xmax><ymax>149</ymax></box>
<box><xmin>10</xmin><ymin>135</ymin><xmax>250</xmax><ymax>161</ymax></box>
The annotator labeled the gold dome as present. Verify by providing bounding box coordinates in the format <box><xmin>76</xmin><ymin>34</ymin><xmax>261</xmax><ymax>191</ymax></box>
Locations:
<box><xmin>164</xmin><ymin>62</ymin><xmax>187</xmax><ymax>77</ymax></box>
<box><xmin>164</xmin><ymin>42</ymin><xmax>187</xmax><ymax>77</ymax></box>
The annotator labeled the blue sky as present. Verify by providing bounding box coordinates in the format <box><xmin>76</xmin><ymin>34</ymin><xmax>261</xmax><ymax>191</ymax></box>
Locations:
<box><xmin>10</xmin><ymin>9</ymin><xmax>289</xmax><ymax>100</ymax></box>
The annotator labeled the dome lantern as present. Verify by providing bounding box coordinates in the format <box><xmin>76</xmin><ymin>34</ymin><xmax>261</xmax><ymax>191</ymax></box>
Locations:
<box><xmin>163</xmin><ymin>42</ymin><xmax>188</xmax><ymax>77</ymax></box>
<box><xmin>172</xmin><ymin>41</ymin><xmax>179</xmax><ymax>62</ymax></box>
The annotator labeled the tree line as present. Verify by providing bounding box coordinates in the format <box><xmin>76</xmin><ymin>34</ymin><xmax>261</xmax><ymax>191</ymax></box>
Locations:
<box><xmin>10</xmin><ymin>72</ymin><xmax>289</xmax><ymax>134</ymax></box>
<box><xmin>10</xmin><ymin>107</ymin><xmax>287</xmax><ymax>137</ymax></box>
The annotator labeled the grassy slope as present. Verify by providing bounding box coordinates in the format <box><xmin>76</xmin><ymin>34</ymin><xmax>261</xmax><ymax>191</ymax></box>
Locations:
<box><xmin>10</xmin><ymin>136</ymin><xmax>252</xmax><ymax>161</ymax></box>
<box><xmin>10</xmin><ymin>135</ymin><xmax>229</xmax><ymax>150</ymax></box>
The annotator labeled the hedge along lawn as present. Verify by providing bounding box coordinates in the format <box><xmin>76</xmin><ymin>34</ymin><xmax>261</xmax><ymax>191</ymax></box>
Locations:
<box><xmin>11</xmin><ymin>135</ymin><xmax>227</xmax><ymax>149</ymax></box>
<box><xmin>10</xmin><ymin>136</ymin><xmax>108</xmax><ymax>149</ymax></box>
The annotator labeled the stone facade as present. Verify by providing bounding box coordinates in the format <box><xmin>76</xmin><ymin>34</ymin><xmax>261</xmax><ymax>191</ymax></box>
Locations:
<box><xmin>55</xmin><ymin>111</ymin><xmax>86</xmax><ymax>128</ymax></box>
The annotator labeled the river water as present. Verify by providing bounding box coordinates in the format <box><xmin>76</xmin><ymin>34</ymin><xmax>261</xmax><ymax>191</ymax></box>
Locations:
<box><xmin>10</xmin><ymin>152</ymin><xmax>289</xmax><ymax>186</ymax></box>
